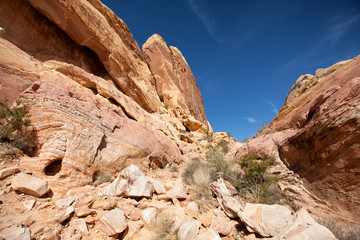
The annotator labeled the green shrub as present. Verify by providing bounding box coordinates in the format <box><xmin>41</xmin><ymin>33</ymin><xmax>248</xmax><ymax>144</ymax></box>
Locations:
<box><xmin>216</xmin><ymin>139</ymin><xmax>230</xmax><ymax>154</ymax></box>
<box><xmin>237</xmin><ymin>153</ymin><xmax>280</xmax><ymax>204</ymax></box>
<box><xmin>206</xmin><ymin>148</ymin><xmax>234</xmax><ymax>181</ymax></box>
<box><xmin>0</xmin><ymin>99</ymin><xmax>31</xmax><ymax>140</ymax></box>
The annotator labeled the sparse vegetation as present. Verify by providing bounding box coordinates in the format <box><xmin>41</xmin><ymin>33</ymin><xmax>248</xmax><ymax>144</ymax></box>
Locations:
<box><xmin>206</xmin><ymin>147</ymin><xmax>234</xmax><ymax>181</ymax></box>
<box><xmin>201</xmin><ymin>127</ymin><xmax>213</xmax><ymax>143</ymax></box>
<box><xmin>170</xmin><ymin>164</ymin><xmax>179</xmax><ymax>172</ymax></box>
<box><xmin>153</xmin><ymin>211</ymin><xmax>177</xmax><ymax>240</ymax></box>
<box><xmin>0</xmin><ymin>99</ymin><xmax>36</xmax><ymax>154</ymax></box>
<box><xmin>93</xmin><ymin>171</ymin><xmax>112</xmax><ymax>184</ymax></box>
<box><xmin>252</xmin><ymin>121</ymin><xmax>268</xmax><ymax>139</ymax></box>
<box><xmin>182</xmin><ymin>158</ymin><xmax>215</xmax><ymax>207</ymax></box>
<box><xmin>317</xmin><ymin>218</ymin><xmax>360</xmax><ymax>240</ymax></box>
<box><xmin>216</xmin><ymin>139</ymin><xmax>230</xmax><ymax>154</ymax></box>
<box><xmin>237</xmin><ymin>153</ymin><xmax>281</xmax><ymax>204</ymax></box>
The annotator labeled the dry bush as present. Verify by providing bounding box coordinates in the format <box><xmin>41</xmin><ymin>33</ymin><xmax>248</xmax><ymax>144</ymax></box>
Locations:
<box><xmin>153</xmin><ymin>211</ymin><xmax>177</xmax><ymax>240</ymax></box>
<box><xmin>93</xmin><ymin>171</ymin><xmax>112</xmax><ymax>184</ymax></box>
<box><xmin>182</xmin><ymin>158</ymin><xmax>215</xmax><ymax>207</ymax></box>
<box><xmin>318</xmin><ymin>218</ymin><xmax>360</xmax><ymax>240</ymax></box>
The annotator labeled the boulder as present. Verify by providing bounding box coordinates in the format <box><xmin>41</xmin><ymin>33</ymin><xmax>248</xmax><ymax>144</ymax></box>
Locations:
<box><xmin>99</xmin><ymin>209</ymin><xmax>128</xmax><ymax>236</ymax></box>
<box><xmin>210</xmin><ymin>178</ymin><xmax>244</xmax><ymax>218</ymax></box>
<box><xmin>75</xmin><ymin>206</ymin><xmax>95</xmax><ymax>217</ymax></box>
<box><xmin>149</xmin><ymin>177</ymin><xmax>166</xmax><ymax>195</ymax></box>
<box><xmin>0</xmin><ymin>226</ymin><xmax>31</xmax><ymax>240</ymax></box>
<box><xmin>121</xmin><ymin>165</ymin><xmax>154</xmax><ymax>198</ymax></box>
<box><xmin>210</xmin><ymin>216</ymin><xmax>232</xmax><ymax>236</ymax></box>
<box><xmin>173</xmin><ymin>218</ymin><xmax>201</xmax><ymax>240</ymax></box>
<box><xmin>54</xmin><ymin>206</ymin><xmax>74</xmax><ymax>223</ymax></box>
<box><xmin>238</xmin><ymin>203</ymin><xmax>293</xmax><ymax>237</ymax></box>
<box><xmin>69</xmin><ymin>219</ymin><xmax>89</xmax><ymax>235</ymax></box>
<box><xmin>166</xmin><ymin>184</ymin><xmax>187</xmax><ymax>200</ymax></box>
<box><xmin>91</xmin><ymin>198</ymin><xmax>116</xmax><ymax>210</ymax></box>
<box><xmin>23</xmin><ymin>199</ymin><xmax>36</xmax><ymax>211</ymax></box>
<box><xmin>0</xmin><ymin>167</ymin><xmax>20</xmax><ymax>180</ymax></box>
<box><xmin>101</xmin><ymin>175</ymin><xmax>128</xmax><ymax>197</ymax></box>
<box><xmin>185</xmin><ymin>202</ymin><xmax>199</xmax><ymax>218</ymax></box>
<box><xmin>11</xmin><ymin>173</ymin><xmax>50</xmax><ymax>197</ymax></box>
<box><xmin>55</xmin><ymin>197</ymin><xmax>75</xmax><ymax>209</ymax></box>
<box><xmin>273</xmin><ymin>208</ymin><xmax>337</xmax><ymax>240</ymax></box>
<box><xmin>197</xmin><ymin>228</ymin><xmax>221</xmax><ymax>240</ymax></box>
<box><xmin>141</xmin><ymin>207</ymin><xmax>157</xmax><ymax>229</ymax></box>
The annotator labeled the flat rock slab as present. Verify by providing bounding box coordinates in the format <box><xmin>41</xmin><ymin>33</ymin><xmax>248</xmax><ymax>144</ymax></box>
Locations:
<box><xmin>0</xmin><ymin>167</ymin><xmax>20</xmax><ymax>180</ymax></box>
<box><xmin>11</xmin><ymin>173</ymin><xmax>50</xmax><ymax>197</ymax></box>
<box><xmin>99</xmin><ymin>209</ymin><xmax>128</xmax><ymax>236</ymax></box>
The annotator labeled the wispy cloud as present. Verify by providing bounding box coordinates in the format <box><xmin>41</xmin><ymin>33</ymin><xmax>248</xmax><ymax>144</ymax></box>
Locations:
<box><xmin>323</xmin><ymin>13</ymin><xmax>360</xmax><ymax>48</ymax></box>
<box><xmin>245</xmin><ymin>117</ymin><xmax>257</xmax><ymax>123</ymax></box>
<box><xmin>265</xmin><ymin>99</ymin><xmax>279</xmax><ymax>114</ymax></box>
<box><xmin>281</xmin><ymin>12</ymin><xmax>360</xmax><ymax>71</ymax></box>
<box><xmin>186</xmin><ymin>0</ymin><xmax>223</xmax><ymax>44</ymax></box>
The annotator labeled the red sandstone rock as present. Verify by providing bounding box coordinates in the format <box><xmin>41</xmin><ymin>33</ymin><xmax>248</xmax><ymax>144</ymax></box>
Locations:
<box><xmin>143</xmin><ymin>34</ymin><xmax>207</xmax><ymax>124</ymax></box>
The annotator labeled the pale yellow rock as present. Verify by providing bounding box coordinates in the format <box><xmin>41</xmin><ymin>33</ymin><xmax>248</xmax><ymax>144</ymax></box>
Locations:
<box><xmin>99</xmin><ymin>209</ymin><xmax>128</xmax><ymax>236</ymax></box>
<box><xmin>12</xmin><ymin>173</ymin><xmax>50</xmax><ymax>197</ymax></box>
<box><xmin>0</xmin><ymin>167</ymin><xmax>20</xmax><ymax>180</ymax></box>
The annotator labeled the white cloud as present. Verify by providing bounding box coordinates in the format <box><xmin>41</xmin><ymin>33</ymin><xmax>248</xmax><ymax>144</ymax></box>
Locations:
<box><xmin>186</xmin><ymin>0</ymin><xmax>224</xmax><ymax>44</ymax></box>
<box><xmin>265</xmin><ymin>99</ymin><xmax>279</xmax><ymax>114</ymax></box>
<box><xmin>245</xmin><ymin>117</ymin><xmax>257</xmax><ymax>123</ymax></box>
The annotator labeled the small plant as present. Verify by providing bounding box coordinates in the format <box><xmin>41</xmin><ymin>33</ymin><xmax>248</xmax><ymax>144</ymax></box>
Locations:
<box><xmin>93</xmin><ymin>171</ymin><xmax>112</xmax><ymax>184</ymax></box>
<box><xmin>226</xmin><ymin>132</ymin><xmax>233</xmax><ymax>138</ymax></box>
<box><xmin>170</xmin><ymin>164</ymin><xmax>179</xmax><ymax>172</ymax></box>
<box><xmin>242</xmin><ymin>137</ymin><xmax>249</xmax><ymax>143</ymax></box>
<box><xmin>0</xmin><ymin>99</ymin><xmax>31</xmax><ymax>140</ymax></box>
<box><xmin>182</xmin><ymin>158</ymin><xmax>215</xmax><ymax>207</ymax></box>
<box><xmin>206</xmin><ymin>148</ymin><xmax>234</xmax><ymax>181</ymax></box>
<box><xmin>216</xmin><ymin>140</ymin><xmax>230</xmax><ymax>154</ymax></box>
<box><xmin>237</xmin><ymin>153</ymin><xmax>280</xmax><ymax>204</ymax></box>
<box><xmin>252</xmin><ymin>121</ymin><xmax>267</xmax><ymax>139</ymax></box>
<box><xmin>317</xmin><ymin>218</ymin><xmax>360</xmax><ymax>240</ymax></box>
<box><xmin>0</xmin><ymin>99</ymin><xmax>36</xmax><ymax>154</ymax></box>
<box><xmin>201</xmin><ymin>127</ymin><xmax>213</xmax><ymax>142</ymax></box>
<box><xmin>153</xmin><ymin>211</ymin><xmax>177</xmax><ymax>240</ymax></box>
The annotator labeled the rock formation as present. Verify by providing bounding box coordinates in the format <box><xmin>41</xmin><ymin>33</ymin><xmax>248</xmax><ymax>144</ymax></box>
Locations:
<box><xmin>236</xmin><ymin>55</ymin><xmax>360</xmax><ymax>223</ymax></box>
<box><xmin>0</xmin><ymin>0</ymin><xmax>208</xmax><ymax>196</ymax></box>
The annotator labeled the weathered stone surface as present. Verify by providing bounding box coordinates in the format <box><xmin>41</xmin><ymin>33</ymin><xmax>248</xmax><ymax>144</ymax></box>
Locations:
<box><xmin>238</xmin><ymin>203</ymin><xmax>293</xmax><ymax>237</ymax></box>
<box><xmin>69</xmin><ymin>218</ymin><xmax>89</xmax><ymax>235</ymax></box>
<box><xmin>18</xmin><ymin>0</ymin><xmax>162</xmax><ymax>113</ymax></box>
<box><xmin>123</xmin><ymin>221</ymin><xmax>144</xmax><ymax>240</ymax></box>
<box><xmin>120</xmin><ymin>165</ymin><xmax>154</xmax><ymax>198</ymax></box>
<box><xmin>11</xmin><ymin>173</ymin><xmax>50</xmax><ymax>197</ymax></box>
<box><xmin>55</xmin><ymin>197</ymin><xmax>75</xmax><ymax>209</ymax></box>
<box><xmin>23</xmin><ymin>199</ymin><xmax>36</xmax><ymax>211</ymax></box>
<box><xmin>210</xmin><ymin>178</ymin><xmax>244</xmax><ymax>218</ymax></box>
<box><xmin>91</xmin><ymin>198</ymin><xmax>116</xmax><ymax>210</ymax></box>
<box><xmin>99</xmin><ymin>209</ymin><xmax>128</xmax><ymax>236</ymax></box>
<box><xmin>143</xmin><ymin>34</ymin><xmax>207</xmax><ymax>123</ymax></box>
<box><xmin>149</xmin><ymin>177</ymin><xmax>166</xmax><ymax>195</ymax></box>
<box><xmin>0</xmin><ymin>167</ymin><xmax>20</xmax><ymax>180</ymax></box>
<box><xmin>0</xmin><ymin>226</ymin><xmax>31</xmax><ymax>240</ymax></box>
<box><xmin>54</xmin><ymin>206</ymin><xmax>74</xmax><ymax>223</ymax></box>
<box><xmin>141</xmin><ymin>207</ymin><xmax>157</xmax><ymax>229</ymax></box>
<box><xmin>172</xmin><ymin>218</ymin><xmax>201</xmax><ymax>240</ymax></box>
<box><xmin>197</xmin><ymin>228</ymin><xmax>221</xmax><ymax>240</ymax></box>
<box><xmin>75</xmin><ymin>206</ymin><xmax>95</xmax><ymax>217</ymax></box>
<box><xmin>101</xmin><ymin>175</ymin><xmax>128</xmax><ymax>197</ymax></box>
<box><xmin>185</xmin><ymin>202</ymin><xmax>199</xmax><ymax>218</ymax></box>
<box><xmin>210</xmin><ymin>216</ymin><xmax>232</xmax><ymax>236</ymax></box>
<box><xmin>273</xmin><ymin>208</ymin><xmax>337</xmax><ymax>240</ymax></box>
<box><xmin>166</xmin><ymin>184</ymin><xmax>187</xmax><ymax>200</ymax></box>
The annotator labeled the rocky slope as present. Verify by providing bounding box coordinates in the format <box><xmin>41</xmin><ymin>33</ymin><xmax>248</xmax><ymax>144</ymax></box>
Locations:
<box><xmin>236</xmin><ymin>56</ymin><xmax>360</xmax><ymax>223</ymax></box>
<box><xmin>0</xmin><ymin>0</ymin><xmax>356</xmax><ymax>239</ymax></box>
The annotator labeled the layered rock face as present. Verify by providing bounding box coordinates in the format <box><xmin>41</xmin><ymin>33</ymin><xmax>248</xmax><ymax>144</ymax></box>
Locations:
<box><xmin>0</xmin><ymin>0</ymin><xmax>208</xmax><ymax>195</ymax></box>
<box><xmin>236</xmin><ymin>56</ymin><xmax>360</xmax><ymax>222</ymax></box>
<box><xmin>143</xmin><ymin>34</ymin><xmax>207</xmax><ymax>124</ymax></box>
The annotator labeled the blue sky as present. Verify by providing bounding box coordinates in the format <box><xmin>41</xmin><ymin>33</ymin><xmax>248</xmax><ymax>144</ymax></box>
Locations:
<box><xmin>101</xmin><ymin>0</ymin><xmax>360</xmax><ymax>141</ymax></box>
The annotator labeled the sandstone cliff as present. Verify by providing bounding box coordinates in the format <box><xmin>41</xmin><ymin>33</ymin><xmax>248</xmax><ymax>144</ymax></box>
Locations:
<box><xmin>0</xmin><ymin>0</ymin><xmax>208</xmax><ymax>196</ymax></box>
<box><xmin>236</xmin><ymin>56</ymin><xmax>360</xmax><ymax>223</ymax></box>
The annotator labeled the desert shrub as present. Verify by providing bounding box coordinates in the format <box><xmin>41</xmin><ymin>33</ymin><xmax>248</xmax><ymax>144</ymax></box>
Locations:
<box><xmin>252</xmin><ymin>121</ymin><xmax>267</xmax><ymax>139</ymax></box>
<box><xmin>317</xmin><ymin>218</ymin><xmax>360</xmax><ymax>240</ymax></box>
<box><xmin>93</xmin><ymin>171</ymin><xmax>112</xmax><ymax>184</ymax></box>
<box><xmin>237</xmin><ymin>153</ymin><xmax>280</xmax><ymax>204</ymax></box>
<box><xmin>216</xmin><ymin>139</ymin><xmax>230</xmax><ymax>154</ymax></box>
<box><xmin>226</xmin><ymin>132</ymin><xmax>233</xmax><ymax>138</ymax></box>
<box><xmin>201</xmin><ymin>127</ymin><xmax>213</xmax><ymax>142</ymax></box>
<box><xmin>0</xmin><ymin>99</ymin><xmax>31</xmax><ymax>140</ymax></box>
<box><xmin>242</xmin><ymin>137</ymin><xmax>249</xmax><ymax>143</ymax></box>
<box><xmin>153</xmin><ymin>211</ymin><xmax>177</xmax><ymax>240</ymax></box>
<box><xmin>206</xmin><ymin>148</ymin><xmax>234</xmax><ymax>181</ymax></box>
<box><xmin>182</xmin><ymin>158</ymin><xmax>215</xmax><ymax>206</ymax></box>
<box><xmin>0</xmin><ymin>99</ymin><xmax>37</xmax><ymax>154</ymax></box>
<box><xmin>12</xmin><ymin>131</ymin><xmax>37</xmax><ymax>154</ymax></box>
<box><xmin>170</xmin><ymin>164</ymin><xmax>179</xmax><ymax>172</ymax></box>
